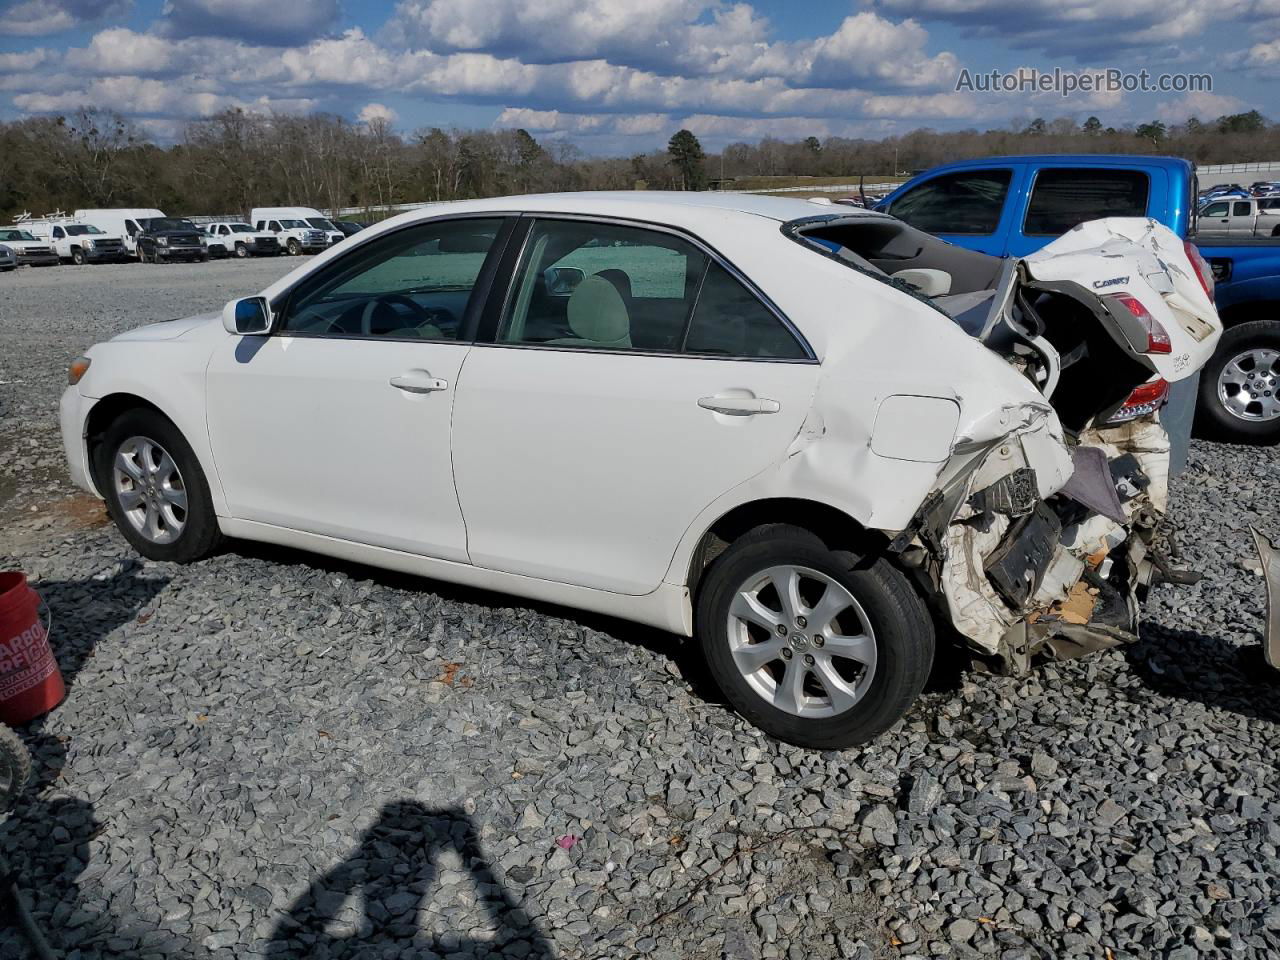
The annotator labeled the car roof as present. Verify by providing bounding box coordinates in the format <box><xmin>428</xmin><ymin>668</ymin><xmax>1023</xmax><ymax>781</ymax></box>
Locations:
<box><xmin>382</xmin><ymin>191</ymin><xmax>888</xmax><ymax>229</ymax></box>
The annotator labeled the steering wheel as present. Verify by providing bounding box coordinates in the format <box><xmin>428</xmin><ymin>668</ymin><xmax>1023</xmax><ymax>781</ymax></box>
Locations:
<box><xmin>360</xmin><ymin>294</ymin><xmax>442</xmax><ymax>336</ymax></box>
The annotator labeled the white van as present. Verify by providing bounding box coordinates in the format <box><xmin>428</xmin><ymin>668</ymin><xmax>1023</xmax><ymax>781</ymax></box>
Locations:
<box><xmin>74</xmin><ymin>209</ymin><xmax>166</xmax><ymax>259</ymax></box>
<box><xmin>250</xmin><ymin>207</ymin><xmax>343</xmax><ymax>254</ymax></box>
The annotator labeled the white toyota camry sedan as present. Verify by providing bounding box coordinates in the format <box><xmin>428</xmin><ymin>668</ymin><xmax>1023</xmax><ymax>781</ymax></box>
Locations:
<box><xmin>61</xmin><ymin>192</ymin><xmax>1221</xmax><ymax>748</ymax></box>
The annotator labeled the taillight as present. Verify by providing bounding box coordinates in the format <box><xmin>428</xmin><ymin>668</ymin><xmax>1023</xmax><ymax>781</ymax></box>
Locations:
<box><xmin>1104</xmin><ymin>293</ymin><xmax>1172</xmax><ymax>354</ymax></box>
<box><xmin>1104</xmin><ymin>378</ymin><xmax>1169</xmax><ymax>425</ymax></box>
<box><xmin>1183</xmin><ymin>240</ymin><xmax>1215</xmax><ymax>303</ymax></box>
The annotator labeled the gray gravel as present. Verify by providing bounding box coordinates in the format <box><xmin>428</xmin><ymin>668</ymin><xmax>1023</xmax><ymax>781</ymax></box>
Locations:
<box><xmin>2</xmin><ymin>260</ymin><xmax>1279</xmax><ymax>959</ymax></box>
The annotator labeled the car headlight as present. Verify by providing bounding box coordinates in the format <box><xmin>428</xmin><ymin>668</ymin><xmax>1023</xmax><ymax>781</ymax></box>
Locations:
<box><xmin>0</xmin><ymin>244</ymin><xmax>10</xmax><ymax>256</ymax></box>
<box><xmin>157</xmin><ymin>236</ymin><xmax>169</xmax><ymax>246</ymax></box>
<box><xmin>84</xmin><ymin>239</ymin><xmax>96</xmax><ymax>249</ymax></box>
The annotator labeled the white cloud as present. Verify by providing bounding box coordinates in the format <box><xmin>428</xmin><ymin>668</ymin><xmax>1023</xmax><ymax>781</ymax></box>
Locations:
<box><xmin>358</xmin><ymin>102</ymin><xmax>398</xmax><ymax>125</ymax></box>
<box><xmin>1155</xmin><ymin>91</ymin><xmax>1246</xmax><ymax>122</ymax></box>
<box><xmin>0</xmin><ymin>0</ymin><xmax>131</xmax><ymax>37</ymax></box>
<box><xmin>0</xmin><ymin>48</ymin><xmax>51</xmax><ymax>71</ymax></box>
<box><xmin>158</xmin><ymin>0</ymin><xmax>341</xmax><ymax>44</ymax></box>
<box><xmin>13</xmin><ymin>75</ymin><xmax>315</xmax><ymax>119</ymax></box>
<box><xmin>805</xmin><ymin>13</ymin><xmax>958</xmax><ymax>89</ymax></box>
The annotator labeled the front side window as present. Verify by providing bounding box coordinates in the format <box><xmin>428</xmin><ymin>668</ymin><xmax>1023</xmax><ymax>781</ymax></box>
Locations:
<box><xmin>1024</xmin><ymin>169</ymin><xmax>1149</xmax><ymax>236</ymax></box>
<box><xmin>498</xmin><ymin>218</ymin><xmax>805</xmax><ymax>359</ymax></box>
<box><xmin>888</xmin><ymin>169</ymin><xmax>1012</xmax><ymax>235</ymax></box>
<box><xmin>1202</xmin><ymin>202</ymin><xmax>1228</xmax><ymax>218</ymax></box>
<box><xmin>53</xmin><ymin>227</ymin><xmax>64</xmax><ymax>239</ymax></box>
<box><xmin>281</xmin><ymin>218</ymin><xmax>504</xmax><ymax>340</ymax></box>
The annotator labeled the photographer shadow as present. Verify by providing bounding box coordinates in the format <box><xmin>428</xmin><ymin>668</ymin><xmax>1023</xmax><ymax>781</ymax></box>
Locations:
<box><xmin>267</xmin><ymin>801</ymin><xmax>555</xmax><ymax>959</ymax></box>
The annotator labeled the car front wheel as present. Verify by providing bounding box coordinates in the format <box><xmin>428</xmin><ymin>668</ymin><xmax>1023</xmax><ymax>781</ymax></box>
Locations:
<box><xmin>696</xmin><ymin>524</ymin><xmax>934</xmax><ymax>749</ymax></box>
<box><xmin>95</xmin><ymin>408</ymin><xmax>222</xmax><ymax>563</ymax></box>
<box><xmin>287</xmin><ymin>239</ymin><xmax>301</xmax><ymax>256</ymax></box>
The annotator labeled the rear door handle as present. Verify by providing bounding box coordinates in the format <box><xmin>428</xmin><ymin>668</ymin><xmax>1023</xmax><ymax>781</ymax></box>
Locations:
<box><xmin>698</xmin><ymin>395</ymin><xmax>781</xmax><ymax>416</ymax></box>
<box><xmin>390</xmin><ymin>371</ymin><xmax>448</xmax><ymax>394</ymax></box>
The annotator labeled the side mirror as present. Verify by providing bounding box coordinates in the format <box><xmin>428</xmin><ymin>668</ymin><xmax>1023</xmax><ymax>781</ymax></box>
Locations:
<box><xmin>223</xmin><ymin>296</ymin><xmax>273</xmax><ymax>335</ymax></box>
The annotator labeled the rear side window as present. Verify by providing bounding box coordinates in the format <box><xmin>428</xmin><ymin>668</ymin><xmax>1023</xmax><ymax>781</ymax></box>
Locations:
<box><xmin>888</xmin><ymin>170</ymin><xmax>1012</xmax><ymax>235</ymax></box>
<box><xmin>498</xmin><ymin>218</ymin><xmax>807</xmax><ymax>359</ymax></box>
<box><xmin>1024</xmin><ymin>169</ymin><xmax>1149</xmax><ymax>236</ymax></box>
<box><xmin>1233</xmin><ymin>201</ymin><xmax>1252</xmax><ymax>217</ymax></box>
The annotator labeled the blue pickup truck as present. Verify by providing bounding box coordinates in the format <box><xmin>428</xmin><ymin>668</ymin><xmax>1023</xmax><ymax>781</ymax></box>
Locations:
<box><xmin>877</xmin><ymin>155</ymin><xmax>1280</xmax><ymax>446</ymax></box>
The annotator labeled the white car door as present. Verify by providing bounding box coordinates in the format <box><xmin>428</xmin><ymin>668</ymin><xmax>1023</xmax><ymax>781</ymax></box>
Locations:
<box><xmin>206</xmin><ymin>216</ymin><xmax>512</xmax><ymax>562</ymax></box>
<box><xmin>451</xmin><ymin>216</ymin><xmax>821</xmax><ymax>596</ymax></box>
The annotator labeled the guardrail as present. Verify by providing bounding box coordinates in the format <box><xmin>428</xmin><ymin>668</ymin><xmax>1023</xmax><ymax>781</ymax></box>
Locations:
<box><xmin>724</xmin><ymin>181</ymin><xmax>902</xmax><ymax>195</ymax></box>
<box><xmin>1198</xmin><ymin>162</ymin><xmax>1280</xmax><ymax>174</ymax></box>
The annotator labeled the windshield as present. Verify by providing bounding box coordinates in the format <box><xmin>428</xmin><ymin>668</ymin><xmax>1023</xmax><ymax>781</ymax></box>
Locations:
<box><xmin>142</xmin><ymin>218</ymin><xmax>195</xmax><ymax>232</ymax></box>
<box><xmin>0</xmin><ymin>229</ymin><xmax>36</xmax><ymax>241</ymax></box>
<box><xmin>280</xmin><ymin>219</ymin><xmax>308</xmax><ymax>228</ymax></box>
<box><xmin>65</xmin><ymin>224</ymin><xmax>104</xmax><ymax>236</ymax></box>
<box><xmin>230</xmin><ymin>224</ymin><xmax>254</xmax><ymax>233</ymax></box>
<box><xmin>307</xmin><ymin>217</ymin><xmax>337</xmax><ymax>231</ymax></box>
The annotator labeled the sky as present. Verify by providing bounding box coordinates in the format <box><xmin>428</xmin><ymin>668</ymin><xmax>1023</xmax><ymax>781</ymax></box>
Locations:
<box><xmin>0</xmin><ymin>0</ymin><xmax>1275</xmax><ymax>153</ymax></box>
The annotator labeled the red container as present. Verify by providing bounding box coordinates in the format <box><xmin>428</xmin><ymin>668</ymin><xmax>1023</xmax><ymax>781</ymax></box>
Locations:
<box><xmin>0</xmin><ymin>571</ymin><xmax>65</xmax><ymax>725</ymax></box>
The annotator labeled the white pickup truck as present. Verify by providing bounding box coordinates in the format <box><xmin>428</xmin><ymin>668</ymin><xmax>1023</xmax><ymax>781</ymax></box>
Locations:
<box><xmin>250</xmin><ymin>206</ymin><xmax>342</xmax><ymax>255</ymax></box>
<box><xmin>203</xmin><ymin>221</ymin><xmax>283</xmax><ymax>258</ymax></box>
<box><xmin>1198</xmin><ymin>196</ymin><xmax>1280</xmax><ymax>238</ymax></box>
<box><xmin>0</xmin><ymin>227</ymin><xmax>59</xmax><ymax>266</ymax></box>
<box><xmin>31</xmin><ymin>222</ymin><xmax>130</xmax><ymax>264</ymax></box>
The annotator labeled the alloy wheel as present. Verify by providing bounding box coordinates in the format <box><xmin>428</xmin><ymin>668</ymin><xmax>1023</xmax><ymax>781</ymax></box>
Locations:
<box><xmin>1218</xmin><ymin>347</ymin><xmax>1280</xmax><ymax>421</ymax></box>
<box><xmin>726</xmin><ymin>564</ymin><xmax>878</xmax><ymax>718</ymax></box>
<box><xmin>112</xmin><ymin>436</ymin><xmax>188</xmax><ymax>544</ymax></box>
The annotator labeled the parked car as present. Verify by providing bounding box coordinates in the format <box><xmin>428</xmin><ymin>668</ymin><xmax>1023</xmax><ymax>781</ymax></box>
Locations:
<box><xmin>200</xmin><ymin>229</ymin><xmax>229</xmax><ymax>259</ymax></box>
<box><xmin>60</xmin><ymin>193</ymin><xmax>1225</xmax><ymax>748</ymax></box>
<box><xmin>334</xmin><ymin>220</ymin><xmax>365</xmax><ymax>237</ymax></box>
<box><xmin>878</xmin><ymin>155</ymin><xmax>1280</xmax><ymax>445</ymax></box>
<box><xmin>250</xmin><ymin>212</ymin><xmax>327</xmax><ymax>255</ymax></box>
<box><xmin>0</xmin><ymin>228</ymin><xmax>59</xmax><ymax>266</ymax></box>
<box><xmin>202</xmin><ymin>221</ymin><xmax>282</xmax><ymax>258</ymax></box>
<box><xmin>0</xmin><ymin>244</ymin><xmax>15</xmax><ymax>271</ymax></box>
<box><xmin>41</xmin><ymin>222</ymin><xmax>130</xmax><ymax>264</ymax></box>
<box><xmin>1197</xmin><ymin>197</ymin><xmax>1280</xmax><ymax>238</ymax></box>
<box><xmin>250</xmin><ymin>207</ymin><xmax>343</xmax><ymax>251</ymax></box>
<box><xmin>135</xmin><ymin>217</ymin><xmax>207</xmax><ymax>263</ymax></box>
<box><xmin>73</xmin><ymin>208</ymin><xmax>166</xmax><ymax>259</ymax></box>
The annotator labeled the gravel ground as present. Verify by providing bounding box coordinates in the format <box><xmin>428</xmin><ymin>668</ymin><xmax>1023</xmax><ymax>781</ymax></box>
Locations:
<box><xmin>1</xmin><ymin>260</ymin><xmax>1279</xmax><ymax>959</ymax></box>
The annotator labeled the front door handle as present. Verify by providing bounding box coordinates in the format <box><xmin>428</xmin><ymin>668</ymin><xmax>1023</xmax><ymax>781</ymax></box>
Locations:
<box><xmin>390</xmin><ymin>371</ymin><xmax>448</xmax><ymax>394</ymax></box>
<box><xmin>698</xmin><ymin>395</ymin><xmax>781</xmax><ymax>416</ymax></box>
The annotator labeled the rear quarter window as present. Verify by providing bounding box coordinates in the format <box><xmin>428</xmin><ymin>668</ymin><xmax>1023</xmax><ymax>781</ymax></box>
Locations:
<box><xmin>1024</xmin><ymin>169</ymin><xmax>1149</xmax><ymax>236</ymax></box>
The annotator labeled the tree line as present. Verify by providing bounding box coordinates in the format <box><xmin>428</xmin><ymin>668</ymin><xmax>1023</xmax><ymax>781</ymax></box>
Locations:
<box><xmin>0</xmin><ymin>107</ymin><xmax>1275</xmax><ymax>222</ymax></box>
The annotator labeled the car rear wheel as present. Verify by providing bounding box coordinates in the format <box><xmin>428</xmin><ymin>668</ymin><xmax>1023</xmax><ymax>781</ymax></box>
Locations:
<box><xmin>696</xmin><ymin>524</ymin><xmax>934</xmax><ymax>749</ymax></box>
<box><xmin>95</xmin><ymin>408</ymin><xmax>222</xmax><ymax>563</ymax></box>
<box><xmin>1196</xmin><ymin>319</ymin><xmax>1280</xmax><ymax>444</ymax></box>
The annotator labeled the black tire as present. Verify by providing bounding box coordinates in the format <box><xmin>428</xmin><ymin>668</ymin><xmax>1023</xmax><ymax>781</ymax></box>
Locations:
<box><xmin>235</xmin><ymin>242</ymin><xmax>248</xmax><ymax>259</ymax></box>
<box><xmin>94</xmin><ymin>407</ymin><xmax>222</xmax><ymax>563</ymax></box>
<box><xmin>0</xmin><ymin>724</ymin><xmax>31</xmax><ymax>815</ymax></box>
<box><xmin>1195</xmin><ymin>319</ymin><xmax>1280</xmax><ymax>444</ymax></box>
<box><xmin>71</xmin><ymin>247</ymin><xmax>85</xmax><ymax>265</ymax></box>
<box><xmin>287</xmin><ymin>238</ymin><xmax>301</xmax><ymax>256</ymax></box>
<box><xmin>695</xmin><ymin>524</ymin><xmax>934</xmax><ymax>749</ymax></box>
<box><xmin>200</xmin><ymin>252</ymin><xmax>211</xmax><ymax>262</ymax></box>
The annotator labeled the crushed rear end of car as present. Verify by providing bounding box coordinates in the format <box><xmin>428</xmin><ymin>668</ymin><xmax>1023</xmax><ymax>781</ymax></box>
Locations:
<box><xmin>788</xmin><ymin>213</ymin><xmax>1231</xmax><ymax>671</ymax></box>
